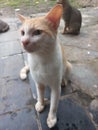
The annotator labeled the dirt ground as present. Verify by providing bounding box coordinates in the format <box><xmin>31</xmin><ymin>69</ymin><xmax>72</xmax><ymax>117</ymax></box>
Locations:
<box><xmin>0</xmin><ymin>3</ymin><xmax>54</xmax><ymax>17</ymax></box>
<box><xmin>0</xmin><ymin>0</ymin><xmax>98</xmax><ymax>17</ymax></box>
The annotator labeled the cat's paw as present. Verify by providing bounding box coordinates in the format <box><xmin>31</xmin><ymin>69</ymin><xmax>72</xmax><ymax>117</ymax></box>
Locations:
<box><xmin>35</xmin><ymin>102</ymin><xmax>45</xmax><ymax>112</ymax></box>
<box><xmin>47</xmin><ymin>115</ymin><xmax>57</xmax><ymax>128</ymax></box>
<box><xmin>61</xmin><ymin>31</ymin><xmax>66</xmax><ymax>35</ymax></box>
<box><xmin>62</xmin><ymin>31</ymin><xmax>68</xmax><ymax>35</ymax></box>
<box><xmin>20</xmin><ymin>65</ymin><xmax>29</xmax><ymax>80</ymax></box>
<box><xmin>62</xmin><ymin>27</ymin><xmax>69</xmax><ymax>35</ymax></box>
<box><xmin>20</xmin><ymin>72</ymin><xmax>27</xmax><ymax>80</ymax></box>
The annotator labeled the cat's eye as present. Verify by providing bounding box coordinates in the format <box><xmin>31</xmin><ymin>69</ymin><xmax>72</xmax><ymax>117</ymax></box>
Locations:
<box><xmin>33</xmin><ymin>30</ymin><xmax>42</xmax><ymax>36</ymax></box>
<box><xmin>21</xmin><ymin>30</ymin><xmax>25</xmax><ymax>36</ymax></box>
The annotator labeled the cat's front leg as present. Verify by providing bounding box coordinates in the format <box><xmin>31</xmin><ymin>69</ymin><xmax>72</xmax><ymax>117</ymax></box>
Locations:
<box><xmin>62</xmin><ymin>22</ymin><xmax>69</xmax><ymax>34</ymax></box>
<box><xmin>62</xmin><ymin>23</ymin><xmax>67</xmax><ymax>34</ymax></box>
<box><xmin>47</xmin><ymin>86</ymin><xmax>61</xmax><ymax>128</ymax></box>
<box><xmin>35</xmin><ymin>83</ymin><xmax>45</xmax><ymax>112</ymax></box>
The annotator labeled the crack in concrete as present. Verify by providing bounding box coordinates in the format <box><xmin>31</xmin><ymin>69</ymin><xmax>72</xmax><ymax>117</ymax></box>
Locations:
<box><xmin>0</xmin><ymin>105</ymin><xmax>33</xmax><ymax>116</ymax></box>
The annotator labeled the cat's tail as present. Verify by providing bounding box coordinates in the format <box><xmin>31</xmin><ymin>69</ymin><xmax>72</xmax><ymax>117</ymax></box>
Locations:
<box><xmin>20</xmin><ymin>65</ymin><xmax>29</xmax><ymax>80</ymax></box>
<box><xmin>62</xmin><ymin>61</ymin><xmax>72</xmax><ymax>86</ymax></box>
<box><xmin>66</xmin><ymin>61</ymin><xmax>72</xmax><ymax>73</ymax></box>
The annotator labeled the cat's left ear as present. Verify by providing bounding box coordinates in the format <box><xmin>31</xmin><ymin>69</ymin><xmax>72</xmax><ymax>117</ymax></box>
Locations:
<box><xmin>45</xmin><ymin>4</ymin><xmax>63</xmax><ymax>30</ymax></box>
<box><xmin>17</xmin><ymin>14</ymin><xmax>26</xmax><ymax>23</ymax></box>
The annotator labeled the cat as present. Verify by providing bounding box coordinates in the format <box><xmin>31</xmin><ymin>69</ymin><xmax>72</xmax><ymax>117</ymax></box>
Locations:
<box><xmin>57</xmin><ymin>0</ymin><xmax>82</xmax><ymax>35</ymax></box>
<box><xmin>18</xmin><ymin>4</ymin><xmax>72</xmax><ymax>128</ymax></box>
<box><xmin>0</xmin><ymin>19</ymin><xmax>9</xmax><ymax>33</ymax></box>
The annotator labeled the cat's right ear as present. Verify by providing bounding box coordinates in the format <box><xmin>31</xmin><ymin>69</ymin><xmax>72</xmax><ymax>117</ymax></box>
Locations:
<box><xmin>45</xmin><ymin>4</ymin><xmax>63</xmax><ymax>30</ymax></box>
<box><xmin>17</xmin><ymin>14</ymin><xmax>26</xmax><ymax>23</ymax></box>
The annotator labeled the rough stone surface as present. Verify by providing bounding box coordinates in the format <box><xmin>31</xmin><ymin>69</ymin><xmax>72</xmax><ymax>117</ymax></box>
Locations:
<box><xmin>0</xmin><ymin>40</ymin><xmax>22</xmax><ymax>57</ymax></box>
<box><xmin>39</xmin><ymin>98</ymin><xmax>96</xmax><ymax>130</ymax></box>
<box><xmin>0</xmin><ymin>55</ymin><xmax>24</xmax><ymax>78</ymax></box>
<box><xmin>89</xmin><ymin>99</ymin><xmax>98</xmax><ymax>127</ymax></box>
<box><xmin>58</xmin><ymin>7</ymin><xmax>98</xmax><ymax>99</ymax></box>
<box><xmin>0</xmin><ymin>108</ymin><xmax>38</xmax><ymax>130</ymax></box>
<box><xmin>90</xmin><ymin>99</ymin><xmax>98</xmax><ymax>110</ymax></box>
<box><xmin>0</xmin><ymin>77</ymin><xmax>33</xmax><ymax>114</ymax></box>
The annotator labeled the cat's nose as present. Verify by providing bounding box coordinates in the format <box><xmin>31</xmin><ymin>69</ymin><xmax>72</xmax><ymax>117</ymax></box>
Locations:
<box><xmin>22</xmin><ymin>39</ymin><xmax>29</xmax><ymax>46</ymax></box>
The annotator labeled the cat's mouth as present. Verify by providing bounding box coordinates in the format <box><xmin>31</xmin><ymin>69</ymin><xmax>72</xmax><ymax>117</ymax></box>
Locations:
<box><xmin>22</xmin><ymin>41</ymin><xmax>38</xmax><ymax>53</ymax></box>
<box><xmin>23</xmin><ymin>43</ymin><xmax>32</xmax><ymax>52</ymax></box>
<box><xmin>21</xmin><ymin>41</ymin><xmax>31</xmax><ymax>52</ymax></box>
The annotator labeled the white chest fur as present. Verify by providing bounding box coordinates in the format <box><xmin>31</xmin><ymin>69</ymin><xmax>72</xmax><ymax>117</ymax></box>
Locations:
<box><xmin>28</xmin><ymin>43</ymin><xmax>63</xmax><ymax>87</ymax></box>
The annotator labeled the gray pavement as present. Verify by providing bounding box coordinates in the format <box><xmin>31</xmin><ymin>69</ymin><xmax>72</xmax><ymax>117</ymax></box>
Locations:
<box><xmin>0</xmin><ymin>7</ymin><xmax>98</xmax><ymax>130</ymax></box>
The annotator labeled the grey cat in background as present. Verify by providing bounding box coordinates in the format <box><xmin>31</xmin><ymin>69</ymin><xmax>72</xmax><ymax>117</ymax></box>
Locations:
<box><xmin>57</xmin><ymin>0</ymin><xmax>82</xmax><ymax>35</ymax></box>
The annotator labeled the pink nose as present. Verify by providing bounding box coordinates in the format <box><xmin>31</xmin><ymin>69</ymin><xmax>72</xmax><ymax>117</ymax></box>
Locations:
<box><xmin>22</xmin><ymin>39</ymin><xmax>29</xmax><ymax>46</ymax></box>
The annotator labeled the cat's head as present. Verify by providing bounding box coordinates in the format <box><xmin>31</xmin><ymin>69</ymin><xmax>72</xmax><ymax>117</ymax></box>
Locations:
<box><xmin>18</xmin><ymin>4</ymin><xmax>62</xmax><ymax>54</ymax></box>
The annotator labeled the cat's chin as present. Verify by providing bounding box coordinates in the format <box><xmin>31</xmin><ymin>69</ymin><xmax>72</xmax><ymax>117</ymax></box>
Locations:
<box><xmin>24</xmin><ymin>49</ymin><xmax>34</xmax><ymax>53</ymax></box>
<box><xmin>25</xmin><ymin>50</ymin><xmax>34</xmax><ymax>53</ymax></box>
<box><xmin>23</xmin><ymin>43</ymin><xmax>39</xmax><ymax>53</ymax></box>
<box><xmin>23</xmin><ymin>47</ymin><xmax>34</xmax><ymax>53</ymax></box>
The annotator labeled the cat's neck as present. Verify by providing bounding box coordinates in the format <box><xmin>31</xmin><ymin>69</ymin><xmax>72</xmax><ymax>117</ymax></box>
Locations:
<box><xmin>28</xmin><ymin>39</ymin><xmax>60</xmax><ymax>62</ymax></box>
<box><xmin>63</xmin><ymin>0</ymin><xmax>71</xmax><ymax>8</ymax></box>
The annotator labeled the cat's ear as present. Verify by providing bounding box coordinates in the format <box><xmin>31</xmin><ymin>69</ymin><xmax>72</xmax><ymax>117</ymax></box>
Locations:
<box><xmin>45</xmin><ymin>4</ymin><xmax>63</xmax><ymax>29</ymax></box>
<box><xmin>17</xmin><ymin>14</ymin><xmax>26</xmax><ymax>23</ymax></box>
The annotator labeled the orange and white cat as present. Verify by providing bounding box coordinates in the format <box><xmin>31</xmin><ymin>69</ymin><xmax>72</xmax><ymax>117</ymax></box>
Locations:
<box><xmin>18</xmin><ymin>4</ymin><xmax>72</xmax><ymax>128</ymax></box>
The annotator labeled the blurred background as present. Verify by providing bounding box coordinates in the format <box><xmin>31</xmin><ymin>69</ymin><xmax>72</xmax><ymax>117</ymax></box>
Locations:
<box><xmin>0</xmin><ymin>0</ymin><xmax>98</xmax><ymax>17</ymax></box>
